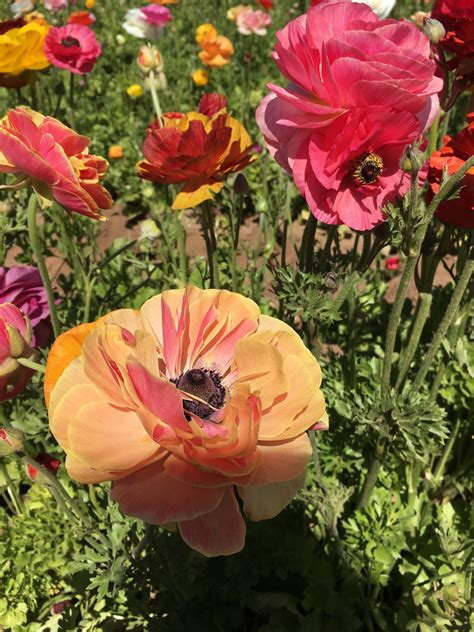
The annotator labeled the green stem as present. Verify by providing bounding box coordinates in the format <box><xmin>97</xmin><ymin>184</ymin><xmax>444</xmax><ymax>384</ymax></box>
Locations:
<box><xmin>0</xmin><ymin>462</ymin><xmax>23</xmax><ymax>515</ymax></box>
<box><xmin>332</xmin><ymin>271</ymin><xmax>360</xmax><ymax>312</ymax></box>
<box><xmin>201</xmin><ymin>202</ymin><xmax>219</xmax><ymax>288</ymax></box>
<box><xmin>395</xmin><ymin>292</ymin><xmax>433</xmax><ymax>390</ymax></box>
<box><xmin>300</xmin><ymin>213</ymin><xmax>317</xmax><ymax>273</ymax></box>
<box><xmin>356</xmin><ymin>438</ymin><xmax>386</xmax><ymax>510</ymax></box>
<box><xmin>432</xmin><ymin>419</ymin><xmax>461</xmax><ymax>486</ymax></box>
<box><xmin>175</xmin><ymin>212</ymin><xmax>187</xmax><ymax>286</ymax></box>
<box><xmin>27</xmin><ymin>194</ymin><xmax>61</xmax><ymax>338</ymax></box>
<box><xmin>149</xmin><ymin>70</ymin><xmax>163</xmax><ymax>124</ymax></box>
<box><xmin>17</xmin><ymin>357</ymin><xmax>46</xmax><ymax>373</ymax></box>
<box><xmin>410</xmin><ymin>258</ymin><xmax>473</xmax><ymax>393</ymax></box>
<box><xmin>427</xmin><ymin>111</ymin><xmax>441</xmax><ymax>157</ymax></box>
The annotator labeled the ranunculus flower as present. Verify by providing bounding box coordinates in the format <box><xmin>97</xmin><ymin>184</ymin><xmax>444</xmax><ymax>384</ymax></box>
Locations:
<box><xmin>227</xmin><ymin>5</ymin><xmax>249</xmax><ymax>21</ymax></box>
<box><xmin>45</xmin><ymin>287</ymin><xmax>327</xmax><ymax>557</ymax></box>
<box><xmin>236</xmin><ymin>8</ymin><xmax>272</xmax><ymax>36</ymax></box>
<box><xmin>67</xmin><ymin>11</ymin><xmax>96</xmax><ymax>27</ymax></box>
<box><xmin>427</xmin><ymin>113</ymin><xmax>474</xmax><ymax>229</ymax></box>
<box><xmin>10</xmin><ymin>0</ymin><xmax>34</xmax><ymax>17</ymax></box>
<box><xmin>44</xmin><ymin>0</ymin><xmax>68</xmax><ymax>10</ymax></box>
<box><xmin>44</xmin><ymin>24</ymin><xmax>101</xmax><ymax>75</ymax></box>
<box><xmin>196</xmin><ymin>23</ymin><xmax>234</xmax><ymax>68</ymax></box>
<box><xmin>0</xmin><ymin>303</ymin><xmax>36</xmax><ymax>402</ymax></box>
<box><xmin>0</xmin><ymin>266</ymin><xmax>51</xmax><ymax>347</ymax></box>
<box><xmin>257</xmin><ymin>0</ymin><xmax>442</xmax><ymax>230</ymax></box>
<box><xmin>0</xmin><ymin>18</ymin><xmax>49</xmax><ymax>83</ymax></box>
<box><xmin>385</xmin><ymin>255</ymin><xmax>400</xmax><ymax>271</ymax></box>
<box><xmin>0</xmin><ymin>107</ymin><xmax>113</xmax><ymax>219</ymax></box>
<box><xmin>127</xmin><ymin>83</ymin><xmax>144</xmax><ymax>98</ymax></box>
<box><xmin>137</xmin><ymin>95</ymin><xmax>254</xmax><ymax>209</ymax></box>
<box><xmin>192</xmin><ymin>68</ymin><xmax>209</xmax><ymax>86</ymax></box>
<box><xmin>137</xmin><ymin>44</ymin><xmax>163</xmax><ymax>75</ymax></box>
<box><xmin>122</xmin><ymin>4</ymin><xmax>172</xmax><ymax>40</ymax></box>
<box><xmin>431</xmin><ymin>0</ymin><xmax>474</xmax><ymax>82</ymax></box>
<box><xmin>108</xmin><ymin>145</ymin><xmax>124</xmax><ymax>159</ymax></box>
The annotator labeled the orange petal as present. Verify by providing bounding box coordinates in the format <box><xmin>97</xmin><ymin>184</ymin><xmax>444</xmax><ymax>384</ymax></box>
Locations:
<box><xmin>238</xmin><ymin>473</ymin><xmax>306</xmax><ymax>521</ymax></box>
<box><xmin>251</xmin><ymin>434</ymin><xmax>312</xmax><ymax>485</ymax></box>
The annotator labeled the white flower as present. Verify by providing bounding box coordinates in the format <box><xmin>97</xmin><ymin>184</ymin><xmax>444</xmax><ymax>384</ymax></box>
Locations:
<box><xmin>10</xmin><ymin>0</ymin><xmax>34</xmax><ymax>16</ymax></box>
<box><xmin>352</xmin><ymin>0</ymin><xmax>396</xmax><ymax>19</ymax></box>
<box><xmin>122</xmin><ymin>5</ymin><xmax>172</xmax><ymax>41</ymax></box>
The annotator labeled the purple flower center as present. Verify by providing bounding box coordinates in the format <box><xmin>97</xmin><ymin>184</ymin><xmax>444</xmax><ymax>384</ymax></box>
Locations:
<box><xmin>174</xmin><ymin>369</ymin><xmax>225</xmax><ymax>419</ymax></box>
<box><xmin>61</xmin><ymin>36</ymin><xmax>81</xmax><ymax>48</ymax></box>
<box><xmin>352</xmin><ymin>153</ymin><xmax>384</xmax><ymax>185</ymax></box>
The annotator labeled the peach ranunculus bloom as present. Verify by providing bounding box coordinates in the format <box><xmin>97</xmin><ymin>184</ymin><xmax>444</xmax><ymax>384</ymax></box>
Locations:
<box><xmin>0</xmin><ymin>107</ymin><xmax>113</xmax><ymax>219</ymax></box>
<box><xmin>45</xmin><ymin>287</ymin><xmax>328</xmax><ymax>557</ymax></box>
<box><xmin>137</xmin><ymin>94</ymin><xmax>255</xmax><ymax>209</ymax></box>
<box><xmin>196</xmin><ymin>23</ymin><xmax>234</xmax><ymax>68</ymax></box>
<box><xmin>236</xmin><ymin>8</ymin><xmax>272</xmax><ymax>36</ymax></box>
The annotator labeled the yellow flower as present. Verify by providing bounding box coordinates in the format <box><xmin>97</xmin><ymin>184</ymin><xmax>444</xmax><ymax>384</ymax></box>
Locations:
<box><xmin>0</xmin><ymin>22</ymin><xmax>49</xmax><ymax>76</ymax></box>
<box><xmin>192</xmin><ymin>68</ymin><xmax>209</xmax><ymax>86</ymax></box>
<box><xmin>85</xmin><ymin>0</ymin><xmax>95</xmax><ymax>9</ymax></box>
<box><xmin>195</xmin><ymin>23</ymin><xmax>217</xmax><ymax>45</ymax></box>
<box><xmin>108</xmin><ymin>145</ymin><xmax>124</xmax><ymax>159</ymax></box>
<box><xmin>127</xmin><ymin>84</ymin><xmax>144</xmax><ymax>98</ymax></box>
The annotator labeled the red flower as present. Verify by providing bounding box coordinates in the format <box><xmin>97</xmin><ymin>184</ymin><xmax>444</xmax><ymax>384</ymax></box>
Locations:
<box><xmin>68</xmin><ymin>11</ymin><xmax>96</xmax><ymax>27</ymax></box>
<box><xmin>197</xmin><ymin>92</ymin><xmax>227</xmax><ymax>117</ymax></box>
<box><xmin>385</xmin><ymin>255</ymin><xmax>400</xmax><ymax>271</ymax></box>
<box><xmin>27</xmin><ymin>452</ymin><xmax>61</xmax><ymax>481</ymax></box>
<box><xmin>432</xmin><ymin>0</ymin><xmax>474</xmax><ymax>81</ymax></box>
<box><xmin>427</xmin><ymin>113</ymin><xmax>474</xmax><ymax>229</ymax></box>
<box><xmin>44</xmin><ymin>24</ymin><xmax>101</xmax><ymax>75</ymax></box>
<box><xmin>256</xmin><ymin>0</ymin><xmax>273</xmax><ymax>9</ymax></box>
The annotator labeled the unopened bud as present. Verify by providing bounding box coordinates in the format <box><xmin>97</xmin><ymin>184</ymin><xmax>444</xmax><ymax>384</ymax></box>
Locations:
<box><xmin>423</xmin><ymin>18</ymin><xmax>446</xmax><ymax>45</ymax></box>
<box><xmin>25</xmin><ymin>452</ymin><xmax>61</xmax><ymax>485</ymax></box>
<box><xmin>137</xmin><ymin>45</ymin><xmax>164</xmax><ymax>76</ymax></box>
<box><xmin>0</xmin><ymin>427</ymin><xmax>24</xmax><ymax>456</ymax></box>
<box><xmin>401</xmin><ymin>147</ymin><xmax>424</xmax><ymax>174</ymax></box>
<box><xmin>233</xmin><ymin>173</ymin><xmax>249</xmax><ymax>196</ymax></box>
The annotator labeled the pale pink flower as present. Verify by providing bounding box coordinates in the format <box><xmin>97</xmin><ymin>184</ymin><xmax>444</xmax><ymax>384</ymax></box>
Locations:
<box><xmin>44</xmin><ymin>0</ymin><xmax>68</xmax><ymax>10</ymax></box>
<box><xmin>236</xmin><ymin>8</ymin><xmax>272</xmax><ymax>35</ymax></box>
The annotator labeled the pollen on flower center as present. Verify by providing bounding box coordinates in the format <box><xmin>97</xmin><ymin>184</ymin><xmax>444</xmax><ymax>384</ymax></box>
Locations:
<box><xmin>61</xmin><ymin>36</ymin><xmax>81</xmax><ymax>48</ymax></box>
<box><xmin>352</xmin><ymin>153</ymin><xmax>384</xmax><ymax>185</ymax></box>
<box><xmin>174</xmin><ymin>369</ymin><xmax>226</xmax><ymax>419</ymax></box>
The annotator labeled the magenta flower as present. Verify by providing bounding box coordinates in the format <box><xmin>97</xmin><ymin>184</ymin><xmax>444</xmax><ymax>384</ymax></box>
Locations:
<box><xmin>0</xmin><ymin>303</ymin><xmax>36</xmax><ymax>402</ymax></box>
<box><xmin>44</xmin><ymin>24</ymin><xmax>101</xmax><ymax>75</ymax></box>
<box><xmin>256</xmin><ymin>0</ymin><xmax>443</xmax><ymax>230</ymax></box>
<box><xmin>0</xmin><ymin>266</ymin><xmax>51</xmax><ymax>347</ymax></box>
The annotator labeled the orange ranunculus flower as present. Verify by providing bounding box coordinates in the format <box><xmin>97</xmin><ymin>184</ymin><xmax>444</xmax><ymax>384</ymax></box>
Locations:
<box><xmin>45</xmin><ymin>287</ymin><xmax>327</xmax><ymax>557</ymax></box>
<box><xmin>0</xmin><ymin>18</ymin><xmax>49</xmax><ymax>87</ymax></box>
<box><xmin>195</xmin><ymin>23</ymin><xmax>217</xmax><ymax>45</ymax></box>
<box><xmin>196</xmin><ymin>23</ymin><xmax>234</xmax><ymax>68</ymax></box>
<box><xmin>0</xmin><ymin>107</ymin><xmax>113</xmax><ymax>219</ymax></box>
<box><xmin>149</xmin><ymin>0</ymin><xmax>179</xmax><ymax>4</ymax></box>
<box><xmin>137</xmin><ymin>94</ymin><xmax>255</xmax><ymax>209</ymax></box>
<box><xmin>108</xmin><ymin>145</ymin><xmax>124</xmax><ymax>159</ymax></box>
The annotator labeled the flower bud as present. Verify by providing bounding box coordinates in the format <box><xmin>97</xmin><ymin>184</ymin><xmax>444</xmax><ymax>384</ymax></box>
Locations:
<box><xmin>25</xmin><ymin>452</ymin><xmax>61</xmax><ymax>484</ymax></box>
<box><xmin>0</xmin><ymin>427</ymin><xmax>24</xmax><ymax>457</ymax></box>
<box><xmin>137</xmin><ymin>44</ymin><xmax>164</xmax><ymax>76</ymax></box>
<box><xmin>423</xmin><ymin>18</ymin><xmax>446</xmax><ymax>45</ymax></box>
<box><xmin>0</xmin><ymin>303</ymin><xmax>37</xmax><ymax>402</ymax></box>
<box><xmin>400</xmin><ymin>147</ymin><xmax>425</xmax><ymax>174</ymax></box>
<box><xmin>115</xmin><ymin>34</ymin><xmax>126</xmax><ymax>46</ymax></box>
<box><xmin>233</xmin><ymin>173</ymin><xmax>250</xmax><ymax>196</ymax></box>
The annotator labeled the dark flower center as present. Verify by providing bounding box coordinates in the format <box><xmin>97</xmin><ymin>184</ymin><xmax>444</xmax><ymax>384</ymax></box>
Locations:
<box><xmin>61</xmin><ymin>36</ymin><xmax>81</xmax><ymax>48</ymax></box>
<box><xmin>352</xmin><ymin>153</ymin><xmax>384</xmax><ymax>185</ymax></box>
<box><xmin>174</xmin><ymin>369</ymin><xmax>225</xmax><ymax>419</ymax></box>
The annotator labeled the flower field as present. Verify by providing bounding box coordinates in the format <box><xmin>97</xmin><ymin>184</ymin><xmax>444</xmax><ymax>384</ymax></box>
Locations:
<box><xmin>0</xmin><ymin>0</ymin><xmax>473</xmax><ymax>629</ymax></box>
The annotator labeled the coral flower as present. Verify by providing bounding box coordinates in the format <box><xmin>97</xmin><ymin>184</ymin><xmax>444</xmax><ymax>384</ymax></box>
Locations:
<box><xmin>67</xmin><ymin>11</ymin><xmax>96</xmax><ymax>27</ymax></box>
<box><xmin>44</xmin><ymin>24</ymin><xmax>101</xmax><ymax>75</ymax></box>
<box><xmin>236</xmin><ymin>8</ymin><xmax>272</xmax><ymax>36</ymax></box>
<box><xmin>0</xmin><ymin>107</ymin><xmax>113</xmax><ymax>219</ymax></box>
<box><xmin>0</xmin><ymin>303</ymin><xmax>36</xmax><ymax>403</ymax></box>
<box><xmin>45</xmin><ymin>287</ymin><xmax>327</xmax><ymax>557</ymax></box>
<box><xmin>0</xmin><ymin>19</ymin><xmax>49</xmax><ymax>78</ymax></box>
<box><xmin>427</xmin><ymin>113</ymin><xmax>474</xmax><ymax>229</ymax></box>
<box><xmin>0</xmin><ymin>266</ymin><xmax>51</xmax><ymax>347</ymax></box>
<box><xmin>257</xmin><ymin>0</ymin><xmax>442</xmax><ymax>229</ymax></box>
<box><xmin>137</xmin><ymin>95</ymin><xmax>255</xmax><ymax>209</ymax></box>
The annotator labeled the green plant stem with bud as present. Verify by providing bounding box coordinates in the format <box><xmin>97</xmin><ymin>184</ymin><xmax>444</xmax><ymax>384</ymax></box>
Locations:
<box><xmin>148</xmin><ymin>70</ymin><xmax>163</xmax><ymax>124</ymax></box>
<box><xmin>27</xmin><ymin>194</ymin><xmax>61</xmax><ymax>338</ymax></box>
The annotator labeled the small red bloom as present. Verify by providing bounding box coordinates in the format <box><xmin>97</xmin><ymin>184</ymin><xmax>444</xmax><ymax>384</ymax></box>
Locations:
<box><xmin>44</xmin><ymin>24</ymin><xmax>101</xmax><ymax>75</ymax></box>
<box><xmin>256</xmin><ymin>0</ymin><xmax>273</xmax><ymax>9</ymax></box>
<box><xmin>427</xmin><ymin>113</ymin><xmax>474</xmax><ymax>229</ymax></box>
<box><xmin>385</xmin><ymin>255</ymin><xmax>400</xmax><ymax>271</ymax></box>
<box><xmin>68</xmin><ymin>11</ymin><xmax>96</xmax><ymax>27</ymax></box>
<box><xmin>27</xmin><ymin>452</ymin><xmax>61</xmax><ymax>481</ymax></box>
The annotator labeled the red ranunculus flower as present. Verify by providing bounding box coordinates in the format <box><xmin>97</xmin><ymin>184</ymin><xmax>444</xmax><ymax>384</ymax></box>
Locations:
<box><xmin>68</xmin><ymin>11</ymin><xmax>96</xmax><ymax>27</ymax></box>
<box><xmin>44</xmin><ymin>24</ymin><xmax>101</xmax><ymax>75</ymax></box>
<box><xmin>432</xmin><ymin>0</ymin><xmax>474</xmax><ymax>82</ymax></box>
<box><xmin>427</xmin><ymin>112</ymin><xmax>474</xmax><ymax>229</ymax></box>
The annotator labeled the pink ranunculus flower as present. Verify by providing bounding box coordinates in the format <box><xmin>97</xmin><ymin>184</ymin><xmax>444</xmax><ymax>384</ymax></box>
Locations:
<box><xmin>44</xmin><ymin>0</ymin><xmax>68</xmax><ymax>10</ymax></box>
<box><xmin>45</xmin><ymin>287</ymin><xmax>328</xmax><ymax>557</ymax></box>
<box><xmin>0</xmin><ymin>303</ymin><xmax>36</xmax><ymax>402</ymax></box>
<box><xmin>236</xmin><ymin>8</ymin><xmax>272</xmax><ymax>36</ymax></box>
<box><xmin>44</xmin><ymin>24</ymin><xmax>101</xmax><ymax>75</ymax></box>
<box><xmin>257</xmin><ymin>0</ymin><xmax>442</xmax><ymax>230</ymax></box>
<box><xmin>0</xmin><ymin>266</ymin><xmax>51</xmax><ymax>347</ymax></box>
<box><xmin>0</xmin><ymin>107</ymin><xmax>113</xmax><ymax>219</ymax></box>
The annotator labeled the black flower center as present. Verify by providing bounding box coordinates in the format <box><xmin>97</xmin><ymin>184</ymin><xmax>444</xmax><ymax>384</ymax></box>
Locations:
<box><xmin>174</xmin><ymin>369</ymin><xmax>225</xmax><ymax>419</ymax></box>
<box><xmin>61</xmin><ymin>36</ymin><xmax>80</xmax><ymax>48</ymax></box>
<box><xmin>352</xmin><ymin>153</ymin><xmax>384</xmax><ymax>185</ymax></box>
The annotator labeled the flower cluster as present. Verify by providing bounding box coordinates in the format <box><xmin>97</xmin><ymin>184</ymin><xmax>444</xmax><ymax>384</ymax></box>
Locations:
<box><xmin>257</xmin><ymin>0</ymin><xmax>442</xmax><ymax>230</ymax></box>
<box><xmin>196</xmin><ymin>23</ymin><xmax>234</xmax><ymax>67</ymax></box>
<box><xmin>137</xmin><ymin>94</ymin><xmax>255</xmax><ymax>209</ymax></box>
<box><xmin>45</xmin><ymin>287</ymin><xmax>327</xmax><ymax>557</ymax></box>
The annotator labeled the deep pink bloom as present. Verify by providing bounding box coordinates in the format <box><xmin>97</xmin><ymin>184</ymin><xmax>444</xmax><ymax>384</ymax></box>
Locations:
<box><xmin>44</xmin><ymin>24</ymin><xmax>101</xmax><ymax>75</ymax></box>
<box><xmin>257</xmin><ymin>0</ymin><xmax>443</xmax><ymax>230</ymax></box>
<box><xmin>140</xmin><ymin>4</ymin><xmax>173</xmax><ymax>27</ymax></box>
<box><xmin>0</xmin><ymin>303</ymin><xmax>35</xmax><ymax>402</ymax></box>
<box><xmin>385</xmin><ymin>255</ymin><xmax>400</xmax><ymax>270</ymax></box>
<box><xmin>0</xmin><ymin>266</ymin><xmax>51</xmax><ymax>347</ymax></box>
